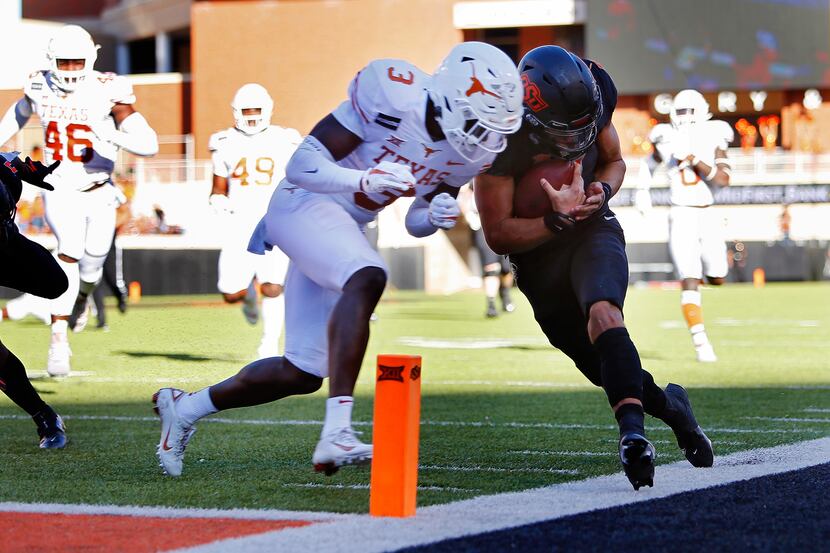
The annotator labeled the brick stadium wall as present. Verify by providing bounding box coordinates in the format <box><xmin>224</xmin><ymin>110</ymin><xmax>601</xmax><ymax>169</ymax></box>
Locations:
<box><xmin>191</xmin><ymin>0</ymin><xmax>463</xmax><ymax>157</ymax></box>
<box><xmin>22</xmin><ymin>0</ymin><xmax>108</xmax><ymax>19</ymax></box>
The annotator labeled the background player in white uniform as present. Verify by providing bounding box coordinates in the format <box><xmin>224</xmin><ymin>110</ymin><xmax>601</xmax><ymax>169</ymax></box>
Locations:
<box><xmin>209</xmin><ymin>84</ymin><xmax>301</xmax><ymax>359</ymax></box>
<box><xmin>0</xmin><ymin>25</ymin><xmax>158</xmax><ymax>376</ymax></box>
<box><xmin>637</xmin><ymin>89</ymin><xmax>733</xmax><ymax>362</ymax></box>
<box><xmin>153</xmin><ymin>42</ymin><xmax>523</xmax><ymax>477</ymax></box>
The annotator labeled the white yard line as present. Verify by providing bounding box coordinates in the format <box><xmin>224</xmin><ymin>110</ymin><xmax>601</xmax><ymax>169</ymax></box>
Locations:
<box><xmin>177</xmin><ymin>437</ymin><xmax>830</xmax><ymax>553</ymax></box>
<box><xmin>508</xmin><ymin>450</ymin><xmax>616</xmax><ymax>457</ymax></box>
<box><xmin>0</xmin><ymin>502</ymin><xmax>345</xmax><ymax>522</ymax></box>
<box><xmin>282</xmin><ymin>483</ymin><xmax>479</xmax><ymax>493</ymax></box>
<box><xmin>744</xmin><ymin>416</ymin><xmax>830</xmax><ymax>424</ymax></box>
<box><xmin>419</xmin><ymin>465</ymin><xmax>578</xmax><ymax>475</ymax></box>
<box><xmin>0</xmin><ymin>413</ymin><xmax>826</xmax><ymax>435</ymax></box>
<box><xmin>804</xmin><ymin>408</ymin><xmax>830</xmax><ymax>413</ymax></box>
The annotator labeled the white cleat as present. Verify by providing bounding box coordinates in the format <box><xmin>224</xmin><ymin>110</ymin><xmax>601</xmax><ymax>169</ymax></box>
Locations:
<box><xmin>312</xmin><ymin>426</ymin><xmax>373</xmax><ymax>476</ymax></box>
<box><xmin>73</xmin><ymin>302</ymin><xmax>90</xmax><ymax>333</ymax></box>
<box><xmin>46</xmin><ymin>335</ymin><xmax>72</xmax><ymax>377</ymax></box>
<box><xmin>695</xmin><ymin>342</ymin><xmax>718</xmax><ymax>363</ymax></box>
<box><xmin>153</xmin><ymin>388</ymin><xmax>196</xmax><ymax>477</ymax></box>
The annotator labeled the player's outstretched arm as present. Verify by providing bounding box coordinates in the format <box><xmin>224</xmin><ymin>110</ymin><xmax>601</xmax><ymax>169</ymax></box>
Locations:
<box><xmin>285</xmin><ymin>114</ymin><xmax>414</xmax><ymax>196</ymax></box>
<box><xmin>93</xmin><ymin>103</ymin><xmax>159</xmax><ymax>157</ymax></box>
<box><xmin>0</xmin><ymin>98</ymin><xmax>32</xmax><ymax>146</ymax></box>
<box><xmin>688</xmin><ymin>147</ymin><xmax>730</xmax><ymax>187</ymax></box>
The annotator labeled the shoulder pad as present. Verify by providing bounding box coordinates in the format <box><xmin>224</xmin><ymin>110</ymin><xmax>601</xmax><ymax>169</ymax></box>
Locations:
<box><xmin>707</xmin><ymin>120</ymin><xmax>735</xmax><ymax>144</ymax></box>
<box><xmin>23</xmin><ymin>71</ymin><xmax>49</xmax><ymax>96</ymax></box>
<box><xmin>98</xmin><ymin>73</ymin><xmax>136</xmax><ymax>105</ymax></box>
<box><xmin>208</xmin><ymin>128</ymin><xmax>234</xmax><ymax>152</ymax></box>
<box><xmin>649</xmin><ymin>123</ymin><xmax>672</xmax><ymax>144</ymax></box>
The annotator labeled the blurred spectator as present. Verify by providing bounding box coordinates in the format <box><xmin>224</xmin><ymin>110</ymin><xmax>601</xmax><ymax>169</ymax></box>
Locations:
<box><xmin>779</xmin><ymin>204</ymin><xmax>792</xmax><ymax>246</ymax></box>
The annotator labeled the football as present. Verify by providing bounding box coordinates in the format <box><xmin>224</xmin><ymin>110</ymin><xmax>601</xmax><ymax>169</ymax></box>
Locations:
<box><xmin>512</xmin><ymin>159</ymin><xmax>576</xmax><ymax>218</ymax></box>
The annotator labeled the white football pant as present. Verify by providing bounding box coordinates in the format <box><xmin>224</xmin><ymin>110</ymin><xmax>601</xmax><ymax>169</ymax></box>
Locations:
<box><xmin>669</xmin><ymin>205</ymin><xmax>728</xmax><ymax>281</ymax></box>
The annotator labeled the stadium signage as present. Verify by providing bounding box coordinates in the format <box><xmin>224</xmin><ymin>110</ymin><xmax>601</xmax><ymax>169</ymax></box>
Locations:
<box><xmin>612</xmin><ymin>184</ymin><xmax>830</xmax><ymax>207</ymax></box>
<box><xmin>652</xmin><ymin>90</ymin><xmax>793</xmax><ymax>116</ymax></box>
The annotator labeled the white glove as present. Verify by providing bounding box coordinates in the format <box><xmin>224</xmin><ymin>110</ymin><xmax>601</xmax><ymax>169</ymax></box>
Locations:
<box><xmin>428</xmin><ymin>192</ymin><xmax>460</xmax><ymax>229</ymax></box>
<box><xmin>360</xmin><ymin>161</ymin><xmax>415</xmax><ymax>195</ymax></box>
<box><xmin>209</xmin><ymin>193</ymin><xmax>233</xmax><ymax>215</ymax></box>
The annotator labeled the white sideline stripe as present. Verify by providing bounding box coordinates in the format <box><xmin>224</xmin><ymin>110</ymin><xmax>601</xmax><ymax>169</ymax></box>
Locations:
<box><xmin>283</xmin><ymin>483</ymin><xmax>479</xmax><ymax>493</ymax></box>
<box><xmin>420</xmin><ymin>465</ymin><xmax>579</xmax><ymax>475</ymax></box>
<box><xmin>0</xmin><ymin>414</ymin><xmax>826</xmax><ymax>435</ymax></box>
<box><xmin>177</xmin><ymin>438</ymin><xmax>830</xmax><ymax>553</ymax></box>
<box><xmin>0</xmin><ymin>502</ymin><xmax>345</xmax><ymax>522</ymax></box>
<box><xmin>509</xmin><ymin>450</ymin><xmax>615</xmax><ymax>457</ymax></box>
<box><xmin>745</xmin><ymin>416</ymin><xmax>830</xmax><ymax>424</ymax></box>
<box><xmin>432</xmin><ymin>380</ymin><xmax>585</xmax><ymax>388</ymax></box>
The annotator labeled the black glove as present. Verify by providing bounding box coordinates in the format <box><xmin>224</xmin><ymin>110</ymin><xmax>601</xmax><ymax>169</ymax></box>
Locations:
<box><xmin>12</xmin><ymin>157</ymin><xmax>59</xmax><ymax>191</ymax></box>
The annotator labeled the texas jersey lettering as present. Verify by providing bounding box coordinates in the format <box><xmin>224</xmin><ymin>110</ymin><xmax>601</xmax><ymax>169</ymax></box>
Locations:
<box><xmin>649</xmin><ymin>120</ymin><xmax>734</xmax><ymax>207</ymax></box>
<box><xmin>287</xmin><ymin>59</ymin><xmax>496</xmax><ymax>224</ymax></box>
<box><xmin>24</xmin><ymin>70</ymin><xmax>135</xmax><ymax>191</ymax></box>
<box><xmin>210</xmin><ymin>125</ymin><xmax>302</xmax><ymax>218</ymax></box>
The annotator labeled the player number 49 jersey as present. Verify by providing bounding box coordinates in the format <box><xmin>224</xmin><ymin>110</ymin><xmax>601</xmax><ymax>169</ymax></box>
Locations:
<box><xmin>210</xmin><ymin>125</ymin><xmax>303</xmax><ymax>217</ymax></box>
<box><xmin>308</xmin><ymin>59</ymin><xmax>496</xmax><ymax>224</ymax></box>
<box><xmin>24</xmin><ymin>70</ymin><xmax>135</xmax><ymax>191</ymax></box>
<box><xmin>649</xmin><ymin>121</ymin><xmax>734</xmax><ymax>207</ymax></box>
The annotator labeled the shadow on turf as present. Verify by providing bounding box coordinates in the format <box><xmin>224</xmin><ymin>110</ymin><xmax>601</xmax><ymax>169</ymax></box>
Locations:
<box><xmin>117</xmin><ymin>350</ymin><xmax>238</xmax><ymax>362</ymax></box>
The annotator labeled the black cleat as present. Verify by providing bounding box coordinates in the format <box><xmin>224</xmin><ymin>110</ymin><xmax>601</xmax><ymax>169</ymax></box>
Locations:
<box><xmin>619</xmin><ymin>433</ymin><xmax>655</xmax><ymax>490</ymax></box>
<box><xmin>33</xmin><ymin>407</ymin><xmax>68</xmax><ymax>449</ymax></box>
<box><xmin>117</xmin><ymin>292</ymin><xmax>128</xmax><ymax>314</ymax></box>
<box><xmin>486</xmin><ymin>300</ymin><xmax>498</xmax><ymax>318</ymax></box>
<box><xmin>663</xmin><ymin>383</ymin><xmax>714</xmax><ymax>468</ymax></box>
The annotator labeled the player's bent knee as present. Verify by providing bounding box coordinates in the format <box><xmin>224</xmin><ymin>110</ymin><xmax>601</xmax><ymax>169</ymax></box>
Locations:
<box><xmin>587</xmin><ymin>301</ymin><xmax>625</xmax><ymax>342</ymax></box>
<box><xmin>58</xmin><ymin>253</ymin><xmax>79</xmax><ymax>263</ymax></box>
<box><xmin>706</xmin><ymin>276</ymin><xmax>726</xmax><ymax>286</ymax></box>
<box><xmin>345</xmin><ymin>266</ymin><xmax>387</xmax><ymax>297</ymax></box>
<box><xmin>260</xmin><ymin>283</ymin><xmax>284</xmax><ymax>297</ymax></box>
<box><xmin>222</xmin><ymin>291</ymin><xmax>246</xmax><ymax>304</ymax></box>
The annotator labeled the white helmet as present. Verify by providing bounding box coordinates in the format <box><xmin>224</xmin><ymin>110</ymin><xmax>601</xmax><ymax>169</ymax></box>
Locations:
<box><xmin>670</xmin><ymin>89</ymin><xmax>711</xmax><ymax>128</ymax></box>
<box><xmin>429</xmin><ymin>42</ymin><xmax>523</xmax><ymax>162</ymax></box>
<box><xmin>231</xmin><ymin>83</ymin><xmax>273</xmax><ymax>135</ymax></box>
<box><xmin>46</xmin><ymin>25</ymin><xmax>99</xmax><ymax>92</ymax></box>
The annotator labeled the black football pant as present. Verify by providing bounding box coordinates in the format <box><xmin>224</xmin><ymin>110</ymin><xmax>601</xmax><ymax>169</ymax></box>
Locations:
<box><xmin>0</xmin><ymin>230</ymin><xmax>68</xmax><ymax>416</ymax></box>
<box><xmin>510</xmin><ymin>213</ymin><xmax>667</xmax><ymax>416</ymax></box>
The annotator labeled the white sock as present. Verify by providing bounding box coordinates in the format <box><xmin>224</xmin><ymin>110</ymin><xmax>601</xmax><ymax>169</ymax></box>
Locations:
<box><xmin>51</xmin><ymin>319</ymin><xmax>68</xmax><ymax>336</ymax></box>
<box><xmin>53</xmin><ymin>256</ymin><xmax>80</xmax><ymax>316</ymax></box>
<box><xmin>322</xmin><ymin>396</ymin><xmax>354</xmax><ymax>436</ymax></box>
<box><xmin>681</xmin><ymin>290</ymin><xmax>702</xmax><ymax>306</ymax></box>
<box><xmin>176</xmin><ymin>388</ymin><xmax>218</xmax><ymax>426</ymax></box>
<box><xmin>260</xmin><ymin>295</ymin><xmax>285</xmax><ymax>348</ymax></box>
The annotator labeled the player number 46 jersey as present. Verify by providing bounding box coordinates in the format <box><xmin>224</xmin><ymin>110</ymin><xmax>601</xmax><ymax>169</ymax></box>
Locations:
<box><xmin>210</xmin><ymin>125</ymin><xmax>303</xmax><ymax>217</ymax></box>
<box><xmin>649</xmin><ymin>121</ymin><xmax>734</xmax><ymax>207</ymax></box>
<box><xmin>300</xmin><ymin>59</ymin><xmax>496</xmax><ymax>224</ymax></box>
<box><xmin>24</xmin><ymin>70</ymin><xmax>135</xmax><ymax>191</ymax></box>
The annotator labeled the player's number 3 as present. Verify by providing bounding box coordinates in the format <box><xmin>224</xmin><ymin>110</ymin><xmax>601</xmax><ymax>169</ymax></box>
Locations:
<box><xmin>232</xmin><ymin>157</ymin><xmax>275</xmax><ymax>186</ymax></box>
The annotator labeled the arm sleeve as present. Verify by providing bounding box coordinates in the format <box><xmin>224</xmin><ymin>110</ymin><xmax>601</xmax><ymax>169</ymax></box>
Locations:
<box><xmin>405</xmin><ymin>196</ymin><xmax>437</xmax><ymax>238</ymax></box>
<box><xmin>107</xmin><ymin>112</ymin><xmax>159</xmax><ymax>156</ymax></box>
<box><xmin>284</xmin><ymin>135</ymin><xmax>363</xmax><ymax>194</ymax></box>
<box><xmin>0</xmin><ymin>98</ymin><xmax>32</xmax><ymax>146</ymax></box>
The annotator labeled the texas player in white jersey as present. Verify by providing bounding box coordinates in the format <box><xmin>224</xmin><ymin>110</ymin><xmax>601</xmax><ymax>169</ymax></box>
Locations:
<box><xmin>153</xmin><ymin>42</ymin><xmax>523</xmax><ymax>477</ymax></box>
<box><xmin>208</xmin><ymin>83</ymin><xmax>302</xmax><ymax>359</ymax></box>
<box><xmin>0</xmin><ymin>25</ymin><xmax>158</xmax><ymax>376</ymax></box>
<box><xmin>638</xmin><ymin>89</ymin><xmax>733</xmax><ymax>362</ymax></box>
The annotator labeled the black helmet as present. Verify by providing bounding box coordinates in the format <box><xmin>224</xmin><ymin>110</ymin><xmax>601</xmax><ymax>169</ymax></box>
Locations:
<box><xmin>519</xmin><ymin>45</ymin><xmax>603</xmax><ymax>161</ymax></box>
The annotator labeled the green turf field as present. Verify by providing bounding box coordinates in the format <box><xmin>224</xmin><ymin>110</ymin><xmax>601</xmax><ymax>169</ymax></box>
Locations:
<box><xmin>1</xmin><ymin>282</ymin><xmax>828</xmax><ymax>513</ymax></box>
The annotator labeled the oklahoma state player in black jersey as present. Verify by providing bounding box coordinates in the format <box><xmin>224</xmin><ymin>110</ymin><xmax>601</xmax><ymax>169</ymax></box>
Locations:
<box><xmin>475</xmin><ymin>45</ymin><xmax>714</xmax><ymax>490</ymax></box>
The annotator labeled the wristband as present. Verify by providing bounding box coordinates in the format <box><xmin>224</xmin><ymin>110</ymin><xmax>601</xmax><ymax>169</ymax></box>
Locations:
<box><xmin>600</xmin><ymin>182</ymin><xmax>613</xmax><ymax>203</ymax></box>
<box><xmin>543</xmin><ymin>211</ymin><xmax>576</xmax><ymax>234</ymax></box>
<box><xmin>705</xmin><ymin>165</ymin><xmax>718</xmax><ymax>181</ymax></box>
